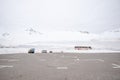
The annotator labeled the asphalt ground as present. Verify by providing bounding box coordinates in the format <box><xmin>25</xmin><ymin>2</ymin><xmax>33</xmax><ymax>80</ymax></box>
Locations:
<box><xmin>0</xmin><ymin>53</ymin><xmax>120</xmax><ymax>80</ymax></box>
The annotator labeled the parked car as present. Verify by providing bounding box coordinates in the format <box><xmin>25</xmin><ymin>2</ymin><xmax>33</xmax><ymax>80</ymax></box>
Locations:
<box><xmin>41</xmin><ymin>50</ymin><xmax>47</xmax><ymax>53</ymax></box>
<box><xmin>49</xmin><ymin>51</ymin><xmax>53</xmax><ymax>53</ymax></box>
<box><xmin>28</xmin><ymin>48</ymin><xmax>35</xmax><ymax>53</ymax></box>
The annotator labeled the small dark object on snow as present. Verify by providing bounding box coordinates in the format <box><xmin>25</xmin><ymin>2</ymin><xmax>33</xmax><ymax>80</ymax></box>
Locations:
<box><xmin>28</xmin><ymin>48</ymin><xmax>35</xmax><ymax>53</ymax></box>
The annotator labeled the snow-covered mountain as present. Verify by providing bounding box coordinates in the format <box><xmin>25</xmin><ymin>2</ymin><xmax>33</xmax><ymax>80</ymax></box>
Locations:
<box><xmin>0</xmin><ymin>28</ymin><xmax>95</xmax><ymax>46</ymax></box>
<box><xmin>94</xmin><ymin>28</ymin><xmax>120</xmax><ymax>41</ymax></box>
<box><xmin>0</xmin><ymin>27</ymin><xmax>120</xmax><ymax>51</ymax></box>
<box><xmin>0</xmin><ymin>28</ymin><xmax>43</xmax><ymax>46</ymax></box>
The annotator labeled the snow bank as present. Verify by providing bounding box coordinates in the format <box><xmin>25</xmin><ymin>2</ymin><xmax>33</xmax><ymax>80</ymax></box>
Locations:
<box><xmin>0</xmin><ymin>47</ymin><xmax>120</xmax><ymax>54</ymax></box>
<box><xmin>0</xmin><ymin>48</ymin><xmax>29</xmax><ymax>54</ymax></box>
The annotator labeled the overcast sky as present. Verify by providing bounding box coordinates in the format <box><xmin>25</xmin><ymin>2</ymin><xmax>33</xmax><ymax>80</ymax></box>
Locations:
<box><xmin>0</xmin><ymin>0</ymin><xmax>120</xmax><ymax>34</ymax></box>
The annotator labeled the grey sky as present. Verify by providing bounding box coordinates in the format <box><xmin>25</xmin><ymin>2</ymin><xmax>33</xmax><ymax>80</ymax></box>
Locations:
<box><xmin>0</xmin><ymin>0</ymin><xmax>120</xmax><ymax>34</ymax></box>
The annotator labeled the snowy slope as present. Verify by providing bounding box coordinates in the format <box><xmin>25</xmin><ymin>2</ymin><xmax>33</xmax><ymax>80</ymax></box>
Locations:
<box><xmin>0</xmin><ymin>27</ymin><xmax>120</xmax><ymax>52</ymax></box>
<box><xmin>0</xmin><ymin>28</ymin><xmax>97</xmax><ymax>46</ymax></box>
<box><xmin>97</xmin><ymin>28</ymin><xmax>120</xmax><ymax>41</ymax></box>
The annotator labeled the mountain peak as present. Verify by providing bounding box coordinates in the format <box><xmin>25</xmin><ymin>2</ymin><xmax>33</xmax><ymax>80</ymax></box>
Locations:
<box><xmin>25</xmin><ymin>28</ymin><xmax>43</xmax><ymax>35</ymax></box>
<box><xmin>78</xmin><ymin>31</ymin><xmax>89</xmax><ymax>34</ymax></box>
<box><xmin>2</xmin><ymin>33</ymin><xmax>10</xmax><ymax>37</ymax></box>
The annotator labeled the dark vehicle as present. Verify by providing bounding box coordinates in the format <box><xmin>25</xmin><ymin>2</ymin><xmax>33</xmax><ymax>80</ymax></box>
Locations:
<box><xmin>41</xmin><ymin>50</ymin><xmax>47</xmax><ymax>53</ymax></box>
<box><xmin>49</xmin><ymin>51</ymin><xmax>53</xmax><ymax>53</ymax></box>
<box><xmin>28</xmin><ymin>48</ymin><xmax>35</xmax><ymax>53</ymax></box>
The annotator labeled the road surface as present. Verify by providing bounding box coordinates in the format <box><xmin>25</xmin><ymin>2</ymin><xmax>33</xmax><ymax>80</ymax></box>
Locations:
<box><xmin>0</xmin><ymin>53</ymin><xmax>120</xmax><ymax>80</ymax></box>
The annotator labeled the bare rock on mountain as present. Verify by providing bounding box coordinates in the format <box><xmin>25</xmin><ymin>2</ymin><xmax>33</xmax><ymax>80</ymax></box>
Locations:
<box><xmin>2</xmin><ymin>33</ymin><xmax>10</xmax><ymax>37</ymax></box>
<box><xmin>25</xmin><ymin>28</ymin><xmax>42</xmax><ymax>35</ymax></box>
<box><xmin>78</xmin><ymin>31</ymin><xmax>89</xmax><ymax>34</ymax></box>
